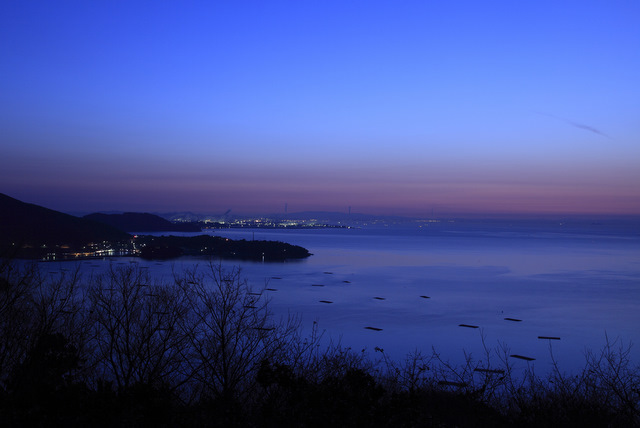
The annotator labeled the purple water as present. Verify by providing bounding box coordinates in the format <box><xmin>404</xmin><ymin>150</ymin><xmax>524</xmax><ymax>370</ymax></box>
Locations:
<box><xmin>44</xmin><ymin>219</ymin><xmax>640</xmax><ymax>374</ymax></box>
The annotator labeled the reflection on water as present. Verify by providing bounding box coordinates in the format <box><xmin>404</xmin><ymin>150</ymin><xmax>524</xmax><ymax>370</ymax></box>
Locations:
<box><xmin>42</xmin><ymin>220</ymin><xmax>640</xmax><ymax>373</ymax></box>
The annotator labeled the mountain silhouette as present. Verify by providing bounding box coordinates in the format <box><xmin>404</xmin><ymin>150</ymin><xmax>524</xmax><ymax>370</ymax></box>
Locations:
<box><xmin>0</xmin><ymin>193</ymin><xmax>130</xmax><ymax>249</ymax></box>
<box><xmin>84</xmin><ymin>212</ymin><xmax>201</xmax><ymax>232</ymax></box>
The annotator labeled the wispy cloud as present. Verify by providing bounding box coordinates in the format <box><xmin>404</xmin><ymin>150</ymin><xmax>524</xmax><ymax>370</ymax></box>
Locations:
<box><xmin>536</xmin><ymin>111</ymin><xmax>611</xmax><ymax>139</ymax></box>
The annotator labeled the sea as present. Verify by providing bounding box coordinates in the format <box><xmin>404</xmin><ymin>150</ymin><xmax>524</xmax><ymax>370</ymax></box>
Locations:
<box><xmin>40</xmin><ymin>218</ymin><xmax>640</xmax><ymax>375</ymax></box>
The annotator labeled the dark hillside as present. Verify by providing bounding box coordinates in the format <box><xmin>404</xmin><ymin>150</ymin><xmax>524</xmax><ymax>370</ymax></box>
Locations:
<box><xmin>136</xmin><ymin>234</ymin><xmax>311</xmax><ymax>261</ymax></box>
<box><xmin>84</xmin><ymin>212</ymin><xmax>201</xmax><ymax>232</ymax></box>
<box><xmin>0</xmin><ymin>193</ymin><xmax>130</xmax><ymax>247</ymax></box>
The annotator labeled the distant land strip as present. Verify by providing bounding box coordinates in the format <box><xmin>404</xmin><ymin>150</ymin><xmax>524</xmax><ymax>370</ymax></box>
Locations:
<box><xmin>0</xmin><ymin>193</ymin><xmax>311</xmax><ymax>262</ymax></box>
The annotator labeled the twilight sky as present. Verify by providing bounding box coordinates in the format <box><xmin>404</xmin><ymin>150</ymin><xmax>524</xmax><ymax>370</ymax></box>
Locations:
<box><xmin>1</xmin><ymin>1</ymin><xmax>639</xmax><ymax>216</ymax></box>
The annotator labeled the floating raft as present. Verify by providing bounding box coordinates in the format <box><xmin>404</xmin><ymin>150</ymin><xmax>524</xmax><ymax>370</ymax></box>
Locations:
<box><xmin>319</xmin><ymin>300</ymin><xmax>333</xmax><ymax>304</ymax></box>
<box><xmin>265</xmin><ymin>288</ymin><xmax>278</xmax><ymax>291</ymax></box>
<box><xmin>373</xmin><ymin>297</ymin><xmax>386</xmax><ymax>300</ymax></box>
<box><xmin>343</xmin><ymin>280</ymin><xmax>351</xmax><ymax>283</ymax></box>
<box><xmin>323</xmin><ymin>272</ymin><xmax>333</xmax><ymax>274</ymax></box>
<box><xmin>510</xmin><ymin>354</ymin><xmax>536</xmax><ymax>361</ymax></box>
<box><xmin>459</xmin><ymin>324</ymin><xmax>479</xmax><ymax>329</ymax></box>
<box><xmin>248</xmin><ymin>292</ymin><xmax>262</xmax><ymax>296</ymax></box>
<box><xmin>420</xmin><ymin>295</ymin><xmax>431</xmax><ymax>299</ymax></box>
<box><xmin>504</xmin><ymin>318</ymin><xmax>522</xmax><ymax>322</ymax></box>
<box><xmin>311</xmin><ymin>284</ymin><xmax>325</xmax><ymax>287</ymax></box>
<box><xmin>271</xmin><ymin>276</ymin><xmax>282</xmax><ymax>279</ymax></box>
<box><xmin>365</xmin><ymin>326</ymin><xmax>383</xmax><ymax>331</ymax></box>
<box><xmin>538</xmin><ymin>336</ymin><xmax>561</xmax><ymax>340</ymax></box>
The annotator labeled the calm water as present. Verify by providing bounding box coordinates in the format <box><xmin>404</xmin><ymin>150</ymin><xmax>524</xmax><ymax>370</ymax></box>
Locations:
<box><xmin>43</xmin><ymin>219</ymin><xmax>640</xmax><ymax>374</ymax></box>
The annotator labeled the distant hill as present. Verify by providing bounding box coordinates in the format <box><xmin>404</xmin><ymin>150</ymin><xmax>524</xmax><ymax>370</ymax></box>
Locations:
<box><xmin>261</xmin><ymin>211</ymin><xmax>415</xmax><ymax>225</ymax></box>
<box><xmin>159</xmin><ymin>211</ymin><xmax>221</xmax><ymax>222</ymax></box>
<box><xmin>0</xmin><ymin>193</ymin><xmax>130</xmax><ymax>248</ymax></box>
<box><xmin>157</xmin><ymin>210</ymin><xmax>416</xmax><ymax>225</ymax></box>
<box><xmin>84</xmin><ymin>212</ymin><xmax>201</xmax><ymax>232</ymax></box>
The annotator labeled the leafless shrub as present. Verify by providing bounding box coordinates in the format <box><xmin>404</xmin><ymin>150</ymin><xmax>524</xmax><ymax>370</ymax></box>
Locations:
<box><xmin>2</xmin><ymin>257</ymin><xmax>639</xmax><ymax>426</ymax></box>
<box><xmin>375</xmin><ymin>347</ymin><xmax>435</xmax><ymax>393</ymax></box>
<box><xmin>393</xmin><ymin>329</ymin><xmax>640</xmax><ymax>426</ymax></box>
<box><xmin>0</xmin><ymin>259</ymin><xmax>38</xmax><ymax>388</ymax></box>
<box><xmin>87</xmin><ymin>264</ymin><xmax>192</xmax><ymax>393</ymax></box>
<box><xmin>582</xmin><ymin>335</ymin><xmax>640</xmax><ymax>422</ymax></box>
<box><xmin>174</xmin><ymin>262</ymin><xmax>300</xmax><ymax>403</ymax></box>
<box><xmin>0</xmin><ymin>259</ymin><xmax>88</xmax><ymax>389</ymax></box>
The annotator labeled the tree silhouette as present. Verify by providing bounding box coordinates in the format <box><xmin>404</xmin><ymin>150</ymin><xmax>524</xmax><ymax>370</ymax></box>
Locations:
<box><xmin>88</xmin><ymin>264</ymin><xmax>191</xmax><ymax>393</ymax></box>
<box><xmin>175</xmin><ymin>262</ymin><xmax>299</xmax><ymax>403</ymax></box>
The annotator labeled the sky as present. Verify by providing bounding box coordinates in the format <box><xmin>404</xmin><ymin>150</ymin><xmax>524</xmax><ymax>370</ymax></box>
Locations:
<box><xmin>1</xmin><ymin>1</ymin><xmax>639</xmax><ymax>217</ymax></box>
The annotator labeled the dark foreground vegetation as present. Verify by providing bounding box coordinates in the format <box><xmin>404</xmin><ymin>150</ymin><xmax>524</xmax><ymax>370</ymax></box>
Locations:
<box><xmin>0</xmin><ymin>258</ymin><xmax>638</xmax><ymax>427</ymax></box>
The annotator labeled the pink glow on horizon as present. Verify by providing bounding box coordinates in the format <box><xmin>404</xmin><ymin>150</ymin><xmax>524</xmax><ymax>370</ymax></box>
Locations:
<box><xmin>7</xmin><ymin>163</ymin><xmax>639</xmax><ymax>216</ymax></box>
<box><xmin>2</xmin><ymin>1</ymin><xmax>639</xmax><ymax>217</ymax></box>
<box><xmin>4</xmin><ymin>147</ymin><xmax>640</xmax><ymax>216</ymax></box>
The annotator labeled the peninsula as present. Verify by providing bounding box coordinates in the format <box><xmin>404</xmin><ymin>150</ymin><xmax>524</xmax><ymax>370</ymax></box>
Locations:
<box><xmin>0</xmin><ymin>193</ymin><xmax>311</xmax><ymax>262</ymax></box>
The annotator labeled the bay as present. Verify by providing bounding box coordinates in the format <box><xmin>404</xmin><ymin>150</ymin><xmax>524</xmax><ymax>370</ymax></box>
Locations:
<box><xmin>41</xmin><ymin>219</ymin><xmax>640</xmax><ymax>374</ymax></box>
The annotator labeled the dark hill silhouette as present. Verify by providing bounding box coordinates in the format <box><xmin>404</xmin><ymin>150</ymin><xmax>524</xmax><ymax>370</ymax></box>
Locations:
<box><xmin>84</xmin><ymin>212</ymin><xmax>201</xmax><ymax>232</ymax></box>
<box><xmin>136</xmin><ymin>234</ymin><xmax>311</xmax><ymax>261</ymax></box>
<box><xmin>0</xmin><ymin>193</ymin><xmax>130</xmax><ymax>248</ymax></box>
